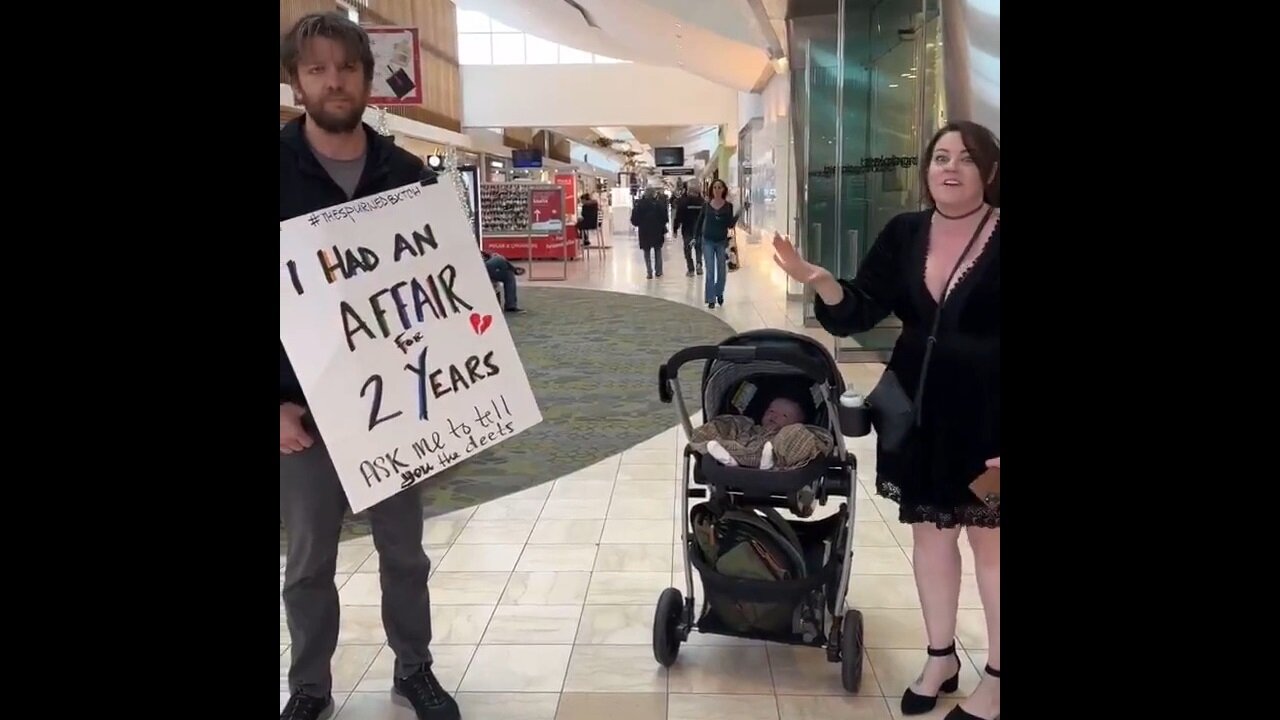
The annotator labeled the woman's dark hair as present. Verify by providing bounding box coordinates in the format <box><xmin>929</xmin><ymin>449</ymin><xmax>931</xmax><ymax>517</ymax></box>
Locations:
<box><xmin>281</xmin><ymin>12</ymin><xmax>375</xmax><ymax>84</ymax></box>
<box><xmin>709</xmin><ymin>179</ymin><xmax>729</xmax><ymax>199</ymax></box>
<box><xmin>921</xmin><ymin>120</ymin><xmax>1000</xmax><ymax>207</ymax></box>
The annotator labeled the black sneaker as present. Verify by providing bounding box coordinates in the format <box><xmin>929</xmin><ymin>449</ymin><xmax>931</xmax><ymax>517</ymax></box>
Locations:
<box><xmin>280</xmin><ymin>693</ymin><xmax>334</xmax><ymax>720</ymax></box>
<box><xmin>696</xmin><ymin>266</ymin><xmax>704</xmax><ymax>275</ymax></box>
<box><xmin>393</xmin><ymin>666</ymin><xmax>461</xmax><ymax>720</ymax></box>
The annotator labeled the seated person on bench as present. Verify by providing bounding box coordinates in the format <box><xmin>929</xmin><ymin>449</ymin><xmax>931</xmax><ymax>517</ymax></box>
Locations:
<box><xmin>690</xmin><ymin>394</ymin><xmax>833</xmax><ymax>470</ymax></box>
<box><xmin>482</xmin><ymin>251</ymin><xmax>524</xmax><ymax>313</ymax></box>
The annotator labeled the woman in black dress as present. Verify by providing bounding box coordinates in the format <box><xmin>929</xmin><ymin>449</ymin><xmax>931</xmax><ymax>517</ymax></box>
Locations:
<box><xmin>773</xmin><ymin>121</ymin><xmax>1000</xmax><ymax>720</ymax></box>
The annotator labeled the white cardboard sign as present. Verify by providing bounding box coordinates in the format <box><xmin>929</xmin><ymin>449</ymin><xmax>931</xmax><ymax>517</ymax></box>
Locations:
<box><xmin>280</xmin><ymin>178</ymin><xmax>542</xmax><ymax>514</ymax></box>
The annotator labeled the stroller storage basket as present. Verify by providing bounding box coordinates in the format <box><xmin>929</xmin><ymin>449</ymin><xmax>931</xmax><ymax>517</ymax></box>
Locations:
<box><xmin>688</xmin><ymin>503</ymin><xmax>847</xmax><ymax>647</ymax></box>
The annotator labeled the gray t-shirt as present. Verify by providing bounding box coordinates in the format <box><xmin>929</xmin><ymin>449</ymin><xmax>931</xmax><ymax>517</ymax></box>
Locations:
<box><xmin>314</xmin><ymin>151</ymin><xmax>367</xmax><ymax>200</ymax></box>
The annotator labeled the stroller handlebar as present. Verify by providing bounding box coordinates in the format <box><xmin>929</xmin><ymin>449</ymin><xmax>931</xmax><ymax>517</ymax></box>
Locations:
<box><xmin>658</xmin><ymin>345</ymin><xmax>832</xmax><ymax>403</ymax></box>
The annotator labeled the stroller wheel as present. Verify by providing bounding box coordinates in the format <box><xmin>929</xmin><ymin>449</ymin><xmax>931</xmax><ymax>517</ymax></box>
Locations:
<box><xmin>840</xmin><ymin>609</ymin><xmax>865</xmax><ymax>693</ymax></box>
<box><xmin>653</xmin><ymin>587</ymin><xmax>684</xmax><ymax>667</ymax></box>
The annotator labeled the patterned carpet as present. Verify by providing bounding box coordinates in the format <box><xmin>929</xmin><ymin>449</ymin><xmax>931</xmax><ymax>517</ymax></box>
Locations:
<box><xmin>300</xmin><ymin>286</ymin><xmax>735</xmax><ymax>543</ymax></box>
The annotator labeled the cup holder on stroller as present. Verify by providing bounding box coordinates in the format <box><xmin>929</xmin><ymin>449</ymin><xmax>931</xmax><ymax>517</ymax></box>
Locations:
<box><xmin>837</xmin><ymin>393</ymin><xmax>872</xmax><ymax>438</ymax></box>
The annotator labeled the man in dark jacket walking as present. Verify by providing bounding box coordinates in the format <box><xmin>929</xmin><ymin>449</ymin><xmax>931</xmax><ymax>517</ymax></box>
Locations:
<box><xmin>630</xmin><ymin>188</ymin><xmax>668</xmax><ymax>279</ymax></box>
<box><xmin>278</xmin><ymin>13</ymin><xmax>459</xmax><ymax>720</ymax></box>
<box><xmin>671</xmin><ymin>182</ymin><xmax>705</xmax><ymax>277</ymax></box>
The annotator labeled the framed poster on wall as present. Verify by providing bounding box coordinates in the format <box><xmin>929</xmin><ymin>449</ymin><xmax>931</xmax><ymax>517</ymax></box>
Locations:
<box><xmin>365</xmin><ymin>26</ymin><xmax>423</xmax><ymax>106</ymax></box>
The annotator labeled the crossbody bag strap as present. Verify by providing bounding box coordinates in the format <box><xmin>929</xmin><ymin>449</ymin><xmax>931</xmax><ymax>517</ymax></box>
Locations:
<box><xmin>912</xmin><ymin>207</ymin><xmax>995</xmax><ymax>425</ymax></box>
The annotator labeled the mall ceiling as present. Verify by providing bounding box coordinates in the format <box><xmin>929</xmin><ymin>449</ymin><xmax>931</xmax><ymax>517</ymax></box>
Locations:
<box><xmin>548</xmin><ymin>125</ymin><xmax>717</xmax><ymax>154</ymax></box>
<box><xmin>454</xmin><ymin>0</ymin><xmax>785</xmax><ymax>91</ymax></box>
<box><xmin>454</xmin><ymin>0</ymin><xmax>786</xmax><ymax>164</ymax></box>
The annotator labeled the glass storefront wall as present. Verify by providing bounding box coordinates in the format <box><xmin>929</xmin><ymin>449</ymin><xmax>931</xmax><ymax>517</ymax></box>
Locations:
<box><xmin>750</xmin><ymin>71</ymin><xmax>797</xmax><ymax>293</ymax></box>
<box><xmin>789</xmin><ymin>0</ymin><xmax>942</xmax><ymax>362</ymax></box>
<box><xmin>737</xmin><ymin>120</ymin><xmax>759</xmax><ymax>234</ymax></box>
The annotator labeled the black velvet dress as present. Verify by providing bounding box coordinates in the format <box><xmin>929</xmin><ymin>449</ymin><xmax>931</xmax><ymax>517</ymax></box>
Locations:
<box><xmin>815</xmin><ymin>210</ymin><xmax>1000</xmax><ymax>528</ymax></box>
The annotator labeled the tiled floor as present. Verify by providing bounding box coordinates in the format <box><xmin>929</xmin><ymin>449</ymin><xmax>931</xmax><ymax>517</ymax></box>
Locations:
<box><xmin>280</xmin><ymin>230</ymin><xmax>989</xmax><ymax>719</ymax></box>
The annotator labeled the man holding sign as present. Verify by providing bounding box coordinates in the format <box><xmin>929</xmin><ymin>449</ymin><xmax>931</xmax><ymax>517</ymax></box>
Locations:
<box><xmin>279</xmin><ymin>14</ymin><xmax>460</xmax><ymax>720</ymax></box>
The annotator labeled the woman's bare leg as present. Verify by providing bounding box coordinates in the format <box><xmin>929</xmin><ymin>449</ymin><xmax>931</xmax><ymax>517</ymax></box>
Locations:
<box><xmin>908</xmin><ymin>523</ymin><xmax>964</xmax><ymax>694</ymax></box>
<box><xmin>960</xmin><ymin>525</ymin><xmax>1000</xmax><ymax>718</ymax></box>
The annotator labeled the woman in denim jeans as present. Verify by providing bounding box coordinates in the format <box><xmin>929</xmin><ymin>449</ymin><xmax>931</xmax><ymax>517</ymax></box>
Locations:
<box><xmin>697</xmin><ymin>179</ymin><xmax>738</xmax><ymax>308</ymax></box>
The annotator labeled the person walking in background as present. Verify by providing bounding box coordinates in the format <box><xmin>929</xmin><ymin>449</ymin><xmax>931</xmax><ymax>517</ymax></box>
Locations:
<box><xmin>697</xmin><ymin>179</ymin><xmax>738</xmax><ymax>308</ymax></box>
<box><xmin>278</xmin><ymin>13</ymin><xmax>460</xmax><ymax>720</ymax></box>
<box><xmin>772</xmin><ymin>121</ymin><xmax>1001</xmax><ymax>720</ymax></box>
<box><xmin>631</xmin><ymin>187</ymin><xmax>668</xmax><ymax>279</ymax></box>
<box><xmin>671</xmin><ymin>181</ymin><xmax>705</xmax><ymax>277</ymax></box>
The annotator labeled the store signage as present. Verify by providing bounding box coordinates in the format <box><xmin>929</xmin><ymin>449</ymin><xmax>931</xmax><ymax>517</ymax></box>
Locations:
<box><xmin>808</xmin><ymin>155</ymin><xmax>919</xmax><ymax>178</ymax></box>
<box><xmin>529</xmin><ymin>188</ymin><xmax>564</xmax><ymax>232</ymax></box>
<box><xmin>661</xmin><ymin>167</ymin><xmax>696</xmax><ymax>177</ymax></box>
<box><xmin>554</xmin><ymin>173</ymin><xmax>577</xmax><ymax>220</ymax></box>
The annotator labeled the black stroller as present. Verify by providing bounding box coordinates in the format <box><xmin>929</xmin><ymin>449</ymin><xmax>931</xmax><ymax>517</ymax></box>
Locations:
<box><xmin>653</xmin><ymin>329</ymin><xmax>871</xmax><ymax>692</ymax></box>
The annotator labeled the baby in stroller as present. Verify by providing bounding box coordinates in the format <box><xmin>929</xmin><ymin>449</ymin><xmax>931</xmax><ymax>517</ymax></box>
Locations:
<box><xmin>689</xmin><ymin>394</ymin><xmax>834</xmax><ymax>470</ymax></box>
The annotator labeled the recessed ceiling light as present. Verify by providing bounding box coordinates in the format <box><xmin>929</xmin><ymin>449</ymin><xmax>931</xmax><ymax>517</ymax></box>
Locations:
<box><xmin>889</xmin><ymin>83</ymin><xmax>899</xmax><ymax>88</ymax></box>
<box><xmin>901</xmin><ymin>73</ymin><xmax>910</xmax><ymax>77</ymax></box>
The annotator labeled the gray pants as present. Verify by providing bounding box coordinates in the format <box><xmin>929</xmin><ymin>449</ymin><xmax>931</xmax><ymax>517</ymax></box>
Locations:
<box><xmin>280</xmin><ymin>431</ymin><xmax>433</xmax><ymax>697</ymax></box>
<box><xmin>643</xmin><ymin>246</ymin><xmax>663</xmax><ymax>276</ymax></box>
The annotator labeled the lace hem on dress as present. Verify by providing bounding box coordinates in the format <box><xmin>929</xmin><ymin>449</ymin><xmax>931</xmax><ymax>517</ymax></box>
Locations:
<box><xmin>876</xmin><ymin>477</ymin><xmax>1000</xmax><ymax>529</ymax></box>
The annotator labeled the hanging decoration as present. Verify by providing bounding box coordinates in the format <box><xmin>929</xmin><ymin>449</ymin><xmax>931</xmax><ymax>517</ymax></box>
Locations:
<box><xmin>444</xmin><ymin>146</ymin><xmax>476</xmax><ymax>233</ymax></box>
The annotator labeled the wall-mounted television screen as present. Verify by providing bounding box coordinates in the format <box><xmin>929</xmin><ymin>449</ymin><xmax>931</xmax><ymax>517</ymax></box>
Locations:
<box><xmin>512</xmin><ymin>149</ymin><xmax>543</xmax><ymax>168</ymax></box>
<box><xmin>654</xmin><ymin>146</ymin><xmax>684</xmax><ymax>167</ymax></box>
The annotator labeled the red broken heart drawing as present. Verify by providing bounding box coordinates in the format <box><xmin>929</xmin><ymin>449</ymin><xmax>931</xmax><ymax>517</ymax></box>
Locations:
<box><xmin>469</xmin><ymin>313</ymin><xmax>494</xmax><ymax>335</ymax></box>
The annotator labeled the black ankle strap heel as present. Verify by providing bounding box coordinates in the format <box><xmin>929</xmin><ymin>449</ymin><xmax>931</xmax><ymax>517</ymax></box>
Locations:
<box><xmin>900</xmin><ymin>642</ymin><xmax>962</xmax><ymax>716</ymax></box>
<box><xmin>942</xmin><ymin>665</ymin><xmax>1002</xmax><ymax>720</ymax></box>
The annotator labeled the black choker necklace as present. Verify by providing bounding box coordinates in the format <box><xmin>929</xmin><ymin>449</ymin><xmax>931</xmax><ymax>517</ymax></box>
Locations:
<box><xmin>935</xmin><ymin>204</ymin><xmax>986</xmax><ymax>220</ymax></box>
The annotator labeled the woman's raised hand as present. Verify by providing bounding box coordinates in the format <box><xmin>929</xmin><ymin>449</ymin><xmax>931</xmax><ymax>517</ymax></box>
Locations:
<box><xmin>772</xmin><ymin>232</ymin><xmax>833</xmax><ymax>286</ymax></box>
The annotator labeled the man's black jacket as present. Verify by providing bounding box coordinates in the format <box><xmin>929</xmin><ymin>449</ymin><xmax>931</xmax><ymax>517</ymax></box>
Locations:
<box><xmin>671</xmin><ymin>193</ymin><xmax>705</xmax><ymax>240</ymax></box>
<box><xmin>279</xmin><ymin>116</ymin><xmax>427</xmax><ymax>406</ymax></box>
